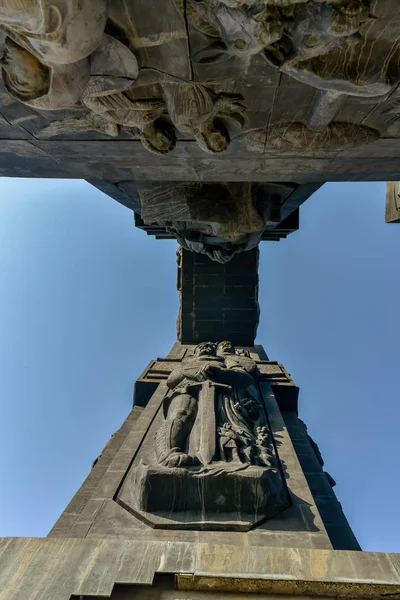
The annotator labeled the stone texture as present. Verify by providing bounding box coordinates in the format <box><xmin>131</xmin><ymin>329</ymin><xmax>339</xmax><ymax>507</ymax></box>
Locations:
<box><xmin>177</xmin><ymin>248</ymin><xmax>260</xmax><ymax>346</ymax></box>
<box><xmin>48</xmin><ymin>406</ymin><xmax>144</xmax><ymax>538</ymax></box>
<box><xmin>282</xmin><ymin>411</ymin><xmax>361</xmax><ymax>551</ymax></box>
<box><xmin>119</xmin><ymin>342</ymin><xmax>291</xmax><ymax>531</ymax></box>
<box><xmin>87</xmin><ymin>181</ymin><xmax>321</xmax><ymax>260</ymax></box>
<box><xmin>43</xmin><ymin>344</ymin><xmax>332</xmax><ymax>550</ymax></box>
<box><xmin>0</xmin><ymin>3</ymin><xmax>397</xmax><ymax>594</ymax></box>
<box><xmin>0</xmin><ymin>2</ymin><xmax>400</xmax><ymax>182</ymax></box>
<box><xmin>386</xmin><ymin>181</ymin><xmax>400</xmax><ymax>223</ymax></box>
<box><xmin>1</xmin><ymin>537</ymin><xmax>400</xmax><ymax>600</ymax></box>
<box><xmin>0</xmin><ymin>342</ymin><xmax>383</xmax><ymax>598</ymax></box>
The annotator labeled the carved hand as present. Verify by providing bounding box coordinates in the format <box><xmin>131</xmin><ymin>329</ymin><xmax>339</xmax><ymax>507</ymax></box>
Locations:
<box><xmin>197</xmin><ymin>364</ymin><xmax>225</xmax><ymax>381</ymax></box>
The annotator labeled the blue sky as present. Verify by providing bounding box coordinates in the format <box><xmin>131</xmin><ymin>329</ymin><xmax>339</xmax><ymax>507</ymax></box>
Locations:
<box><xmin>0</xmin><ymin>178</ymin><xmax>398</xmax><ymax>552</ymax></box>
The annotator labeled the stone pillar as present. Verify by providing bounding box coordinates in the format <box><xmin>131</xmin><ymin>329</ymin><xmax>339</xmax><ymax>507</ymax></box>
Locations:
<box><xmin>177</xmin><ymin>248</ymin><xmax>260</xmax><ymax>346</ymax></box>
<box><xmin>386</xmin><ymin>182</ymin><xmax>400</xmax><ymax>223</ymax></box>
<box><xmin>2</xmin><ymin>343</ymin><xmax>400</xmax><ymax>599</ymax></box>
<box><xmin>46</xmin><ymin>341</ymin><xmax>357</xmax><ymax>550</ymax></box>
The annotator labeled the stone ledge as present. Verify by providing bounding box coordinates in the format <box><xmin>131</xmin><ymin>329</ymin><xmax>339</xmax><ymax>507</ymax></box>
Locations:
<box><xmin>1</xmin><ymin>538</ymin><xmax>400</xmax><ymax>600</ymax></box>
<box><xmin>177</xmin><ymin>575</ymin><xmax>400</xmax><ymax>599</ymax></box>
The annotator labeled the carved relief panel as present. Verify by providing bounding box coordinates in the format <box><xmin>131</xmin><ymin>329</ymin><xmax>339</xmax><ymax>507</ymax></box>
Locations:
<box><xmin>118</xmin><ymin>342</ymin><xmax>290</xmax><ymax>530</ymax></box>
<box><xmin>0</xmin><ymin>0</ymin><xmax>400</xmax><ymax>163</ymax></box>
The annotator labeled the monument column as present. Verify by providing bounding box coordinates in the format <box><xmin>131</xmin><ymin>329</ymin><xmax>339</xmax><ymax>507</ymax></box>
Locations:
<box><xmin>1</xmin><ymin>0</ymin><xmax>400</xmax><ymax>596</ymax></box>
<box><xmin>47</xmin><ymin>340</ymin><xmax>358</xmax><ymax>551</ymax></box>
<box><xmin>2</xmin><ymin>219</ymin><xmax>399</xmax><ymax>600</ymax></box>
<box><xmin>3</xmin><ymin>335</ymin><xmax>400</xmax><ymax>599</ymax></box>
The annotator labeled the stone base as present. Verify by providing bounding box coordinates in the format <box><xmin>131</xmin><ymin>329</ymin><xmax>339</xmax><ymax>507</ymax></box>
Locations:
<box><xmin>117</xmin><ymin>461</ymin><xmax>290</xmax><ymax>531</ymax></box>
<box><xmin>1</xmin><ymin>538</ymin><xmax>400</xmax><ymax>600</ymax></box>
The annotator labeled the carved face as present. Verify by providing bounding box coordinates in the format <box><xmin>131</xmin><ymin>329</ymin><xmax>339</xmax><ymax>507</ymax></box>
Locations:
<box><xmin>140</xmin><ymin>123</ymin><xmax>177</xmax><ymax>155</ymax></box>
<box><xmin>217</xmin><ymin>341</ymin><xmax>235</xmax><ymax>355</ymax></box>
<box><xmin>319</xmin><ymin>0</ymin><xmax>371</xmax><ymax>37</ymax></box>
<box><xmin>194</xmin><ymin>126</ymin><xmax>229</xmax><ymax>154</ymax></box>
<box><xmin>286</xmin><ymin>10</ymin><xmax>340</xmax><ymax>64</ymax></box>
<box><xmin>276</xmin><ymin>0</ymin><xmax>369</xmax><ymax>69</ymax></box>
<box><xmin>215</xmin><ymin>3</ymin><xmax>283</xmax><ymax>58</ymax></box>
<box><xmin>0</xmin><ymin>37</ymin><xmax>50</xmax><ymax>101</ymax></box>
<box><xmin>194</xmin><ymin>342</ymin><xmax>216</xmax><ymax>358</ymax></box>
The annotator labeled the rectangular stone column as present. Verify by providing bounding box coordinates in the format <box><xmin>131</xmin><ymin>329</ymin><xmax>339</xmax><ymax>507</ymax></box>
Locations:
<box><xmin>47</xmin><ymin>343</ymin><xmax>340</xmax><ymax>550</ymax></box>
<box><xmin>2</xmin><ymin>344</ymin><xmax>400</xmax><ymax>600</ymax></box>
<box><xmin>177</xmin><ymin>249</ymin><xmax>260</xmax><ymax>346</ymax></box>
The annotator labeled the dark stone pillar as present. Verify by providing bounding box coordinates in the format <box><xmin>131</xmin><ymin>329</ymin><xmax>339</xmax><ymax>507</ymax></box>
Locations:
<box><xmin>282</xmin><ymin>411</ymin><xmax>361</xmax><ymax>551</ymax></box>
<box><xmin>177</xmin><ymin>248</ymin><xmax>260</xmax><ymax>346</ymax></box>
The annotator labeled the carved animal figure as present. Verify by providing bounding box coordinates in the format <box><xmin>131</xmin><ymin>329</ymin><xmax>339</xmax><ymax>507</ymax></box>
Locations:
<box><xmin>83</xmin><ymin>94</ymin><xmax>176</xmax><ymax>155</ymax></box>
<box><xmin>38</xmin><ymin>92</ymin><xmax>176</xmax><ymax>154</ymax></box>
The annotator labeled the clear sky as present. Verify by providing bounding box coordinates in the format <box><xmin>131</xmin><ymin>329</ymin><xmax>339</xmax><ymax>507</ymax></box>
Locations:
<box><xmin>0</xmin><ymin>179</ymin><xmax>398</xmax><ymax>552</ymax></box>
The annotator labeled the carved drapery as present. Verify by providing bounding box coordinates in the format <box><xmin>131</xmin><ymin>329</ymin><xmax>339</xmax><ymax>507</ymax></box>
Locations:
<box><xmin>0</xmin><ymin>1</ymin><xmax>399</xmax><ymax>156</ymax></box>
<box><xmin>118</xmin><ymin>342</ymin><xmax>290</xmax><ymax>530</ymax></box>
<box><xmin>155</xmin><ymin>341</ymin><xmax>273</xmax><ymax>468</ymax></box>
<box><xmin>138</xmin><ymin>182</ymin><xmax>281</xmax><ymax>262</ymax></box>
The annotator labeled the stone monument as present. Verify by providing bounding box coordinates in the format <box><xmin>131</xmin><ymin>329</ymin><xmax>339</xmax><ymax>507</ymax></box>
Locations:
<box><xmin>1</xmin><ymin>1</ymin><xmax>400</xmax><ymax>599</ymax></box>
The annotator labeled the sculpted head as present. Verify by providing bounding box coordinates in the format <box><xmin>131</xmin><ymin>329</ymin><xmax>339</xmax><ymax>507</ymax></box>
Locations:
<box><xmin>140</xmin><ymin>122</ymin><xmax>177</xmax><ymax>155</ymax></box>
<box><xmin>194</xmin><ymin>123</ymin><xmax>229</xmax><ymax>154</ymax></box>
<box><xmin>194</xmin><ymin>342</ymin><xmax>216</xmax><ymax>358</ymax></box>
<box><xmin>319</xmin><ymin>0</ymin><xmax>371</xmax><ymax>38</ymax></box>
<box><xmin>217</xmin><ymin>341</ymin><xmax>236</xmax><ymax>356</ymax></box>
<box><xmin>0</xmin><ymin>37</ymin><xmax>50</xmax><ymax>101</ymax></box>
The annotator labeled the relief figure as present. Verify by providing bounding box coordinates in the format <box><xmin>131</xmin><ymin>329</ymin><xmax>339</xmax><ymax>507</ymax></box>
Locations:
<box><xmin>139</xmin><ymin>182</ymin><xmax>281</xmax><ymax>263</ymax></box>
<box><xmin>155</xmin><ymin>341</ymin><xmax>272</xmax><ymax>469</ymax></box>
<box><xmin>119</xmin><ymin>341</ymin><xmax>290</xmax><ymax>527</ymax></box>
<box><xmin>0</xmin><ymin>0</ymin><xmax>109</xmax><ymax>64</ymax></box>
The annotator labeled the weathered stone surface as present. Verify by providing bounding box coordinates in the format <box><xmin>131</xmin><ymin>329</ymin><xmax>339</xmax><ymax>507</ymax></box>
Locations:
<box><xmin>0</xmin><ymin>1</ymin><xmax>400</xmax><ymax>180</ymax></box>
<box><xmin>43</xmin><ymin>343</ymin><xmax>331</xmax><ymax>550</ymax></box>
<box><xmin>0</xmin><ymin>3</ymin><xmax>395</xmax><ymax>589</ymax></box>
<box><xmin>386</xmin><ymin>181</ymin><xmax>400</xmax><ymax>223</ymax></box>
<box><xmin>177</xmin><ymin>248</ymin><xmax>260</xmax><ymax>346</ymax></box>
<box><xmin>88</xmin><ymin>180</ymin><xmax>320</xmax><ymax>258</ymax></box>
<box><xmin>283</xmin><ymin>411</ymin><xmax>361</xmax><ymax>551</ymax></box>
<box><xmin>139</xmin><ymin>182</ymin><xmax>281</xmax><ymax>261</ymax></box>
<box><xmin>119</xmin><ymin>342</ymin><xmax>290</xmax><ymax>530</ymax></box>
<box><xmin>48</xmin><ymin>405</ymin><xmax>144</xmax><ymax>538</ymax></box>
<box><xmin>122</xmin><ymin>462</ymin><xmax>288</xmax><ymax>530</ymax></box>
<box><xmin>1</xmin><ymin>537</ymin><xmax>400</xmax><ymax>600</ymax></box>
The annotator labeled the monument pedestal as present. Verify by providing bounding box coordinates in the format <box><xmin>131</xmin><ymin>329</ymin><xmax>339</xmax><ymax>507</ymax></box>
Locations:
<box><xmin>2</xmin><ymin>342</ymin><xmax>384</xmax><ymax>599</ymax></box>
<box><xmin>119</xmin><ymin>461</ymin><xmax>290</xmax><ymax>530</ymax></box>
<box><xmin>1</xmin><ymin>537</ymin><xmax>400</xmax><ymax>599</ymax></box>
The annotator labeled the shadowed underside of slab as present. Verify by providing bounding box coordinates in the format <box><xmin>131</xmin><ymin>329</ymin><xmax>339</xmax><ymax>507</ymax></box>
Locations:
<box><xmin>0</xmin><ymin>1</ymin><xmax>400</xmax><ymax>182</ymax></box>
<box><xmin>0</xmin><ymin>2</ymin><xmax>399</xmax><ymax>598</ymax></box>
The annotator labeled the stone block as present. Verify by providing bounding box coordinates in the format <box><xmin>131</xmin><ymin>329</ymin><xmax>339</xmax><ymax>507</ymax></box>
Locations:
<box><xmin>118</xmin><ymin>462</ymin><xmax>290</xmax><ymax>531</ymax></box>
<box><xmin>93</xmin><ymin>470</ymin><xmax>125</xmax><ymax>500</ymax></box>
